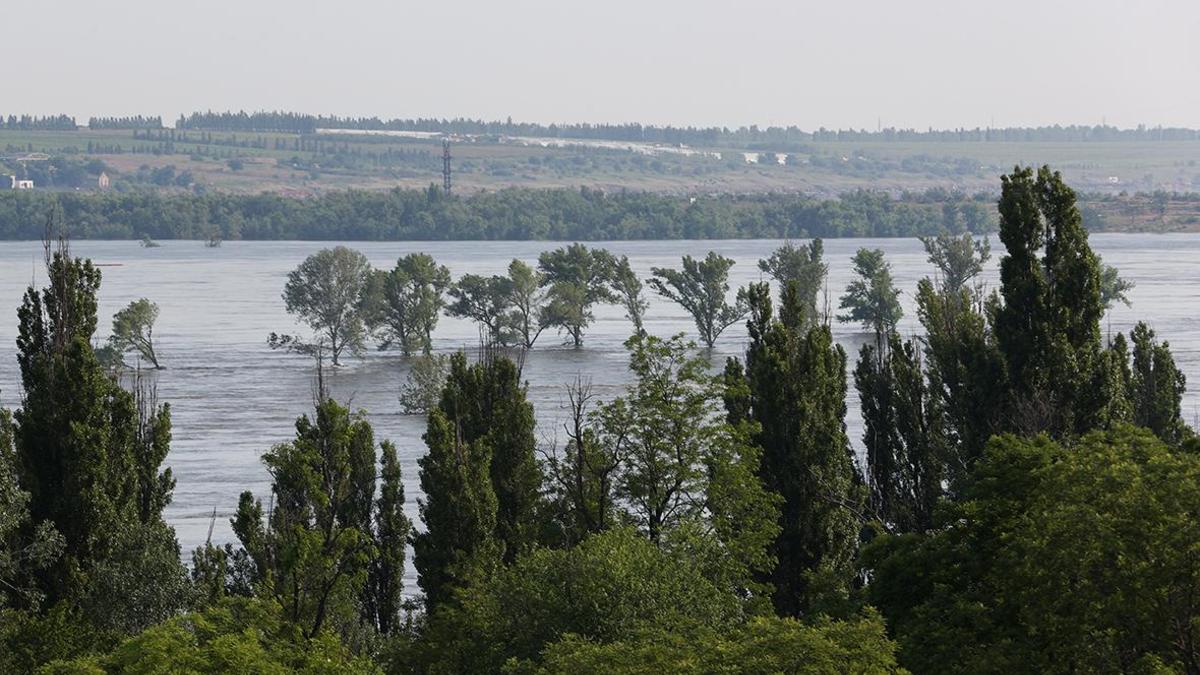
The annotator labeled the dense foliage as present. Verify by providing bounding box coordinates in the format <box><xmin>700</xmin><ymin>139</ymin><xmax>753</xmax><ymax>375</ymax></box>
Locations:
<box><xmin>0</xmin><ymin>187</ymin><xmax>998</xmax><ymax>240</ymax></box>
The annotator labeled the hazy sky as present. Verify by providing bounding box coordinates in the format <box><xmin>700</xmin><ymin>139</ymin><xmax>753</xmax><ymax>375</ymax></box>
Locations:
<box><xmin>8</xmin><ymin>0</ymin><xmax>1199</xmax><ymax>130</ymax></box>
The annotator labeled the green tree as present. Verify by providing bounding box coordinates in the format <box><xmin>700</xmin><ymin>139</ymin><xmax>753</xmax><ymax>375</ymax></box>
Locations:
<box><xmin>854</xmin><ymin>334</ymin><xmax>947</xmax><ymax>533</ymax></box>
<box><xmin>276</xmin><ymin>246</ymin><xmax>372</xmax><ymax>366</ymax></box>
<box><xmin>726</xmin><ymin>282</ymin><xmax>862</xmax><ymax>617</ymax></box>
<box><xmin>1128</xmin><ymin>322</ymin><xmax>1192</xmax><ymax>446</ymax></box>
<box><xmin>867</xmin><ymin>427</ymin><xmax>1200</xmax><ymax>674</ymax></box>
<box><xmin>0</xmin><ymin>409</ymin><xmax>63</xmax><ymax>611</ymax></box>
<box><xmin>534</xmin><ymin>611</ymin><xmax>904</xmax><ymax>675</ymax></box>
<box><xmin>1098</xmin><ymin>256</ymin><xmax>1135</xmax><ymax>310</ymax></box>
<box><xmin>502</xmin><ymin>259</ymin><xmax>549</xmax><ymax>348</ymax></box>
<box><xmin>758</xmin><ymin>238</ymin><xmax>827</xmax><ymax>326</ymax></box>
<box><xmin>837</xmin><ymin>248</ymin><xmax>903</xmax><ymax>335</ymax></box>
<box><xmin>13</xmin><ymin>233</ymin><xmax>185</xmax><ymax>623</ymax></box>
<box><xmin>230</xmin><ymin>393</ymin><xmax>407</xmax><ymax>639</ymax></box>
<box><xmin>43</xmin><ymin>597</ymin><xmax>377</xmax><ymax>674</ymax></box>
<box><xmin>415</xmin><ymin>528</ymin><xmax>741</xmax><ymax>674</ymax></box>
<box><xmin>364</xmin><ymin>253</ymin><xmax>451</xmax><ymax>356</ymax></box>
<box><xmin>538</xmin><ymin>244</ymin><xmax>618</xmax><ymax>347</ymax></box>
<box><xmin>991</xmin><ymin>165</ymin><xmax>1105</xmax><ymax>438</ymax></box>
<box><xmin>611</xmin><ymin>255</ymin><xmax>648</xmax><ymax>335</ymax></box>
<box><xmin>412</xmin><ymin>361</ymin><xmax>500</xmax><ymax>612</ymax></box>
<box><xmin>423</xmin><ymin>351</ymin><xmax>542</xmax><ymax>566</ymax></box>
<box><xmin>919</xmin><ymin>233</ymin><xmax>990</xmax><ymax>295</ymax></box>
<box><xmin>649</xmin><ymin>252</ymin><xmax>748</xmax><ymax>349</ymax></box>
<box><xmin>596</xmin><ymin>335</ymin><xmax>709</xmax><ymax>542</ymax></box>
<box><xmin>446</xmin><ymin>273</ymin><xmax>510</xmax><ymax>345</ymax></box>
<box><xmin>108</xmin><ymin>298</ymin><xmax>163</xmax><ymax>369</ymax></box>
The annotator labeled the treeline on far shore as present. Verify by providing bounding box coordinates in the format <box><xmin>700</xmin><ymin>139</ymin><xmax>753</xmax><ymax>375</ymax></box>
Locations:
<box><xmin>0</xmin><ymin>186</ymin><xmax>1188</xmax><ymax>242</ymax></box>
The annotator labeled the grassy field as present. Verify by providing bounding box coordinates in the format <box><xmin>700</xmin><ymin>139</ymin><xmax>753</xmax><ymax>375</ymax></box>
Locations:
<box><xmin>4</xmin><ymin>128</ymin><xmax>1200</xmax><ymax>216</ymax></box>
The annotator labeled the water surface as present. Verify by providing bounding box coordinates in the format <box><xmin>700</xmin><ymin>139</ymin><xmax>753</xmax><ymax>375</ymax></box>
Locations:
<box><xmin>1</xmin><ymin>235</ymin><xmax>1196</xmax><ymax>587</ymax></box>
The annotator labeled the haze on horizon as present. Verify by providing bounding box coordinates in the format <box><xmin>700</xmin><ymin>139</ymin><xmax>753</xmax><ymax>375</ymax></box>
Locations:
<box><xmin>8</xmin><ymin>0</ymin><xmax>1199</xmax><ymax>131</ymax></box>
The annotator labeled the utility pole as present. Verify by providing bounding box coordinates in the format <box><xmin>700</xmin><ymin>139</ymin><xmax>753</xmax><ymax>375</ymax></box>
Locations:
<box><xmin>442</xmin><ymin>138</ymin><xmax>451</xmax><ymax>194</ymax></box>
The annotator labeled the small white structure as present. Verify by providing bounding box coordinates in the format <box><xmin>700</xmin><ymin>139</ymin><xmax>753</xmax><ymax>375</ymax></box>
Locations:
<box><xmin>98</xmin><ymin>172</ymin><xmax>111</xmax><ymax>189</ymax></box>
<box><xmin>15</xmin><ymin>179</ymin><xmax>33</xmax><ymax>190</ymax></box>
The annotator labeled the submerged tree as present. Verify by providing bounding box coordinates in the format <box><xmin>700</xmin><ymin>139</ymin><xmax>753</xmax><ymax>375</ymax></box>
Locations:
<box><xmin>539</xmin><ymin>244</ymin><xmax>618</xmax><ymax>347</ymax></box>
<box><xmin>838</xmin><ymin>248</ymin><xmax>903</xmax><ymax>335</ymax></box>
<box><xmin>447</xmin><ymin>273</ymin><xmax>511</xmax><ymax>345</ymax></box>
<box><xmin>758</xmin><ymin>239</ymin><xmax>827</xmax><ymax>326</ymax></box>
<box><xmin>275</xmin><ymin>246</ymin><xmax>372</xmax><ymax>366</ymax></box>
<box><xmin>611</xmin><ymin>255</ymin><xmax>648</xmax><ymax>335</ymax></box>
<box><xmin>1098</xmin><ymin>256</ymin><xmax>1135</xmax><ymax>310</ymax></box>
<box><xmin>501</xmin><ymin>259</ymin><xmax>549</xmax><ymax>348</ymax></box>
<box><xmin>649</xmin><ymin>252</ymin><xmax>748</xmax><ymax>349</ymax></box>
<box><xmin>109</xmin><ymin>298</ymin><xmax>163</xmax><ymax>369</ymax></box>
<box><xmin>364</xmin><ymin>253</ymin><xmax>451</xmax><ymax>356</ymax></box>
<box><xmin>919</xmin><ymin>233</ymin><xmax>990</xmax><ymax>296</ymax></box>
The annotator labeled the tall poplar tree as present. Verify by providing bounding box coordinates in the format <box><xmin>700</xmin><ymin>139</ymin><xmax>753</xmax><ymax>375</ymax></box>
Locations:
<box><xmin>991</xmin><ymin>165</ymin><xmax>1105</xmax><ymax>437</ymax></box>
<box><xmin>725</xmin><ymin>282</ymin><xmax>861</xmax><ymax>617</ymax></box>
<box><xmin>13</xmin><ymin>228</ymin><xmax>185</xmax><ymax>628</ymax></box>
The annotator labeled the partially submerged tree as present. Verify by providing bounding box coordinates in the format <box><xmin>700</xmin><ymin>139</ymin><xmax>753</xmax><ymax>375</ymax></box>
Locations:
<box><xmin>919</xmin><ymin>233</ymin><xmax>991</xmax><ymax>295</ymax></box>
<box><xmin>501</xmin><ymin>259</ymin><xmax>549</xmax><ymax>348</ymax></box>
<box><xmin>611</xmin><ymin>255</ymin><xmax>648</xmax><ymax>335</ymax></box>
<box><xmin>109</xmin><ymin>298</ymin><xmax>163</xmax><ymax>369</ymax></box>
<box><xmin>364</xmin><ymin>253</ymin><xmax>451</xmax><ymax>356</ymax></box>
<box><xmin>539</xmin><ymin>244</ymin><xmax>618</xmax><ymax>347</ymax></box>
<box><xmin>649</xmin><ymin>252</ymin><xmax>748</xmax><ymax>349</ymax></box>
<box><xmin>447</xmin><ymin>273</ymin><xmax>511</xmax><ymax>345</ymax></box>
<box><xmin>838</xmin><ymin>248</ymin><xmax>903</xmax><ymax>335</ymax></box>
<box><xmin>758</xmin><ymin>239</ymin><xmax>827</xmax><ymax>325</ymax></box>
<box><xmin>275</xmin><ymin>246</ymin><xmax>372</xmax><ymax>366</ymax></box>
<box><xmin>398</xmin><ymin>353</ymin><xmax>450</xmax><ymax>415</ymax></box>
<box><xmin>1098</xmin><ymin>256</ymin><xmax>1135</xmax><ymax>310</ymax></box>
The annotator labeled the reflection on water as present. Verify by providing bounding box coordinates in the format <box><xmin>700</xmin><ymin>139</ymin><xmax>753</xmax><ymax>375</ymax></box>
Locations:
<box><xmin>1</xmin><ymin>235</ymin><xmax>1197</xmax><ymax>587</ymax></box>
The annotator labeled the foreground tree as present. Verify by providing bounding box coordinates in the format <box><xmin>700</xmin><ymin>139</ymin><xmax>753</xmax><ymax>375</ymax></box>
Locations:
<box><xmin>1128</xmin><ymin>322</ymin><xmax>1192</xmax><ymax>446</ymax></box>
<box><xmin>867</xmin><ymin>426</ymin><xmax>1200</xmax><ymax>673</ymax></box>
<box><xmin>109</xmin><ymin>298</ymin><xmax>163</xmax><ymax>368</ymax></box>
<box><xmin>538</xmin><ymin>244</ymin><xmax>618</xmax><ymax>347</ymax></box>
<box><xmin>0</xmin><ymin>409</ymin><xmax>63</xmax><ymax>611</ymax></box>
<box><xmin>837</xmin><ymin>248</ymin><xmax>903</xmax><ymax>335</ymax></box>
<box><xmin>12</xmin><ymin>231</ymin><xmax>186</xmax><ymax>638</ymax></box>
<box><xmin>364</xmin><ymin>253</ymin><xmax>451</xmax><ymax>356</ymax></box>
<box><xmin>274</xmin><ymin>246</ymin><xmax>372</xmax><ymax>365</ymax></box>
<box><xmin>758</xmin><ymin>239</ymin><xmax>827</xmax><ymax>326</ymax></box>
<box><xmin>725</xmin><ymin>283</ymin><xmax>862</xmax><ymax>617</ymax></box>
<box><xmin>228</xmin><ymin>392</ymin><xmax>410</xmax><ymax>639</ymax></box>
<box><xmin>649</xmin><ymin>252</ymin><xmax>748</xmax><ymax>349</ymax></box>
<box><xmin>854</xmin><ymin>334</ymin><xmax>947</xmax><ymax>533</ymax></box>
<box><xmin>991</xmin><ymin>165</ymin><xmax>1106</xmax><ymax>437</ymax></box>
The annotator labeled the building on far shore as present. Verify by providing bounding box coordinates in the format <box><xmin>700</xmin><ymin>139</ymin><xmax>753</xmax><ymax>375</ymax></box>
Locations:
<box><xmin>98</xmin><ymin>171</ymin><xmax>111</xmax><ymax>189</ymax></box>
<box><xmin>5</xmin><ymin>175</ymin><xmax>34</xmax><ymax>189</ymax></box>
